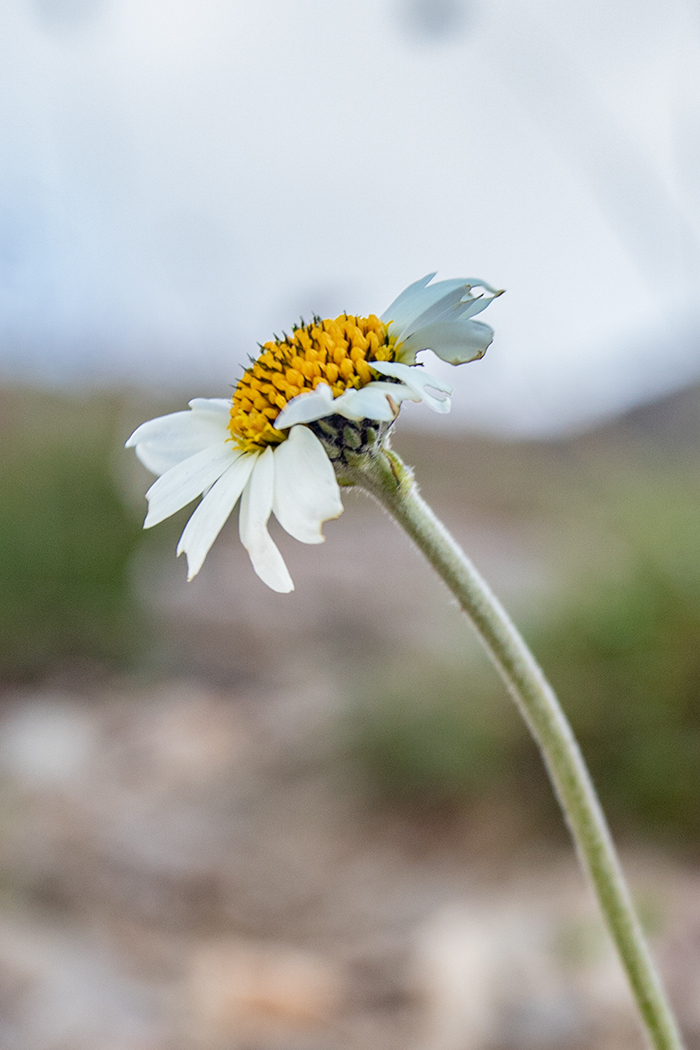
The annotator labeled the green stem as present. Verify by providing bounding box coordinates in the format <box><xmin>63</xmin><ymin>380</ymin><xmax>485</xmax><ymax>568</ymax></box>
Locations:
<box><xmin>343</xmin><ymin>446</ymin><xmax>684</xmax><ymax>1050</ymax></box>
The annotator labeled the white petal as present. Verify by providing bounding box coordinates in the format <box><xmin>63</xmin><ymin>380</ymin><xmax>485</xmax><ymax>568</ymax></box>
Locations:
<box><xmin>126</xmin><ymin>399</ymin><xmax>231</xmax><ymax>476</ymax></box>
<box><xmin>405</xmin><ymin>282</ymin><xmax>503</xmax><ymax>331</ymax></box>
<box><xmin>176</xmin><ymin>453</ymin><xmax>257</xmax><ymax>579</ymax></box>
<box><xmin>370</xmin><ymin>360</ymin><xmax>453</xmax><ymax>394</ymax></box>
<box><xmin>379</xmin><ymin>273</ymin><xmax>436</xmax><ymax>332</ymax></box>
<box><xmin>451</xmin><ymin>284</ymin><xmax>504</xmax><ymax>320</ymax></box>
<box><xmin>369</xmin><ymin>361</ymin><xmax>452</xmax><ymax>414</ymax></box>
<box><xmin>133</xmin><ymin>444</ymin><xmax>187</xmax><ymax>477</ymax></box>
<box><xmin>398</xmin><ymin>283</ymin><xmax>476</xmax><ymax>331</ymax></box>
<box><xmin>272</xmin><ymin>426</ymin><xmax>343</xmax><ymax>544</ymax></box>
<box><xmin>398</xmin><ymin>319</ymin><xmax>494</xmax><ymax>365</ymax></box>
<box><xmin>239</xmin><ymin>447</ymin><xmax>294</xmax><ymax>593</ymax></box>
<box><xmin>274</xmin><ymin>383</ymin><xmax>335</xmax><ymax>428</ymax></box>
<box><xmin>382</xmin><ymin>277</ymin><xmax>472</xmax><ymax>338</ymax></box>
<box><xmin>382</xmin><ymin>276</ymin><xmax>502</xmax><ymax>344</ymax></box>
<box><xmin>187</xmin><ymin>398</ymin><xmax>233</xmax><ymax>415</ymax></box>
<box><xmin>144</xmin><ymin>443</ymin><xmax>238</xmax><ymax>528</ymax></box>
<box><xmin>331</xmin><ymin>383</ymin><xmax>414</xmax><ymax>422</ymax></box>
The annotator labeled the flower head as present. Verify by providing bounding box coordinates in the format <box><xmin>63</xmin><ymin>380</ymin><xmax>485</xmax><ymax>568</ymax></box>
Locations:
<box><xmin>126</xmin><ymin>274</ymin><xmax>501</xmax><ymax>592</ymax></box>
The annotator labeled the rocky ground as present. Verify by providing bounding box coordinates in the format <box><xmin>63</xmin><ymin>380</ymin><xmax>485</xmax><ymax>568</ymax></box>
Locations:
<box><xmin>0</xmin><ymin>673</ymin><xmax>698</xmax><ymax>1049</ymax></box>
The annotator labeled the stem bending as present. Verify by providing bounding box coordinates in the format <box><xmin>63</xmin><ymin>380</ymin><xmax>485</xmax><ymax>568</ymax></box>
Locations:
<box><xmin>345</xmin><ymin>447</ymin><xmax>683</xmax><ymax>1050</ymax></box>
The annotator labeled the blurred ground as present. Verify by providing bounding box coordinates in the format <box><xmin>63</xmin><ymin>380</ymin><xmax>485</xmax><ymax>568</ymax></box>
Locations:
<box><xmin>1</xmin><ymin>681</ymin><xmax>700</xmax><ymax>1050</ymax></box>
<box><xmin>1</xmin><ymin>384</ymin><xmax>700</xmax><ymax>1048</ymax></box>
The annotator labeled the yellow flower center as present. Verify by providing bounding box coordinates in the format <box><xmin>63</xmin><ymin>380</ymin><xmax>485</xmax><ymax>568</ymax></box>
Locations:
<box><xmin>229</xmin><ymin>313</ymin><xmax>398</xmax><ymax>451</ymax></box>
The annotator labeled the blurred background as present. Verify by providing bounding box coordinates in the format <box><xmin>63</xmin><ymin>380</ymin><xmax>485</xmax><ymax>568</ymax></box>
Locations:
<box><xmin>1</xmin><ymin>0</ymin><xmax>700</xmax><ymax>1047</ymax></box>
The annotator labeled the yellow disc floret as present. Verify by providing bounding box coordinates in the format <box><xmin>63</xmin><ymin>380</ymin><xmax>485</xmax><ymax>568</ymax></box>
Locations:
<box><xmin>229</xmin><ymin>313</ymin><xmax>398</xmax><ymax>451</ymax></box>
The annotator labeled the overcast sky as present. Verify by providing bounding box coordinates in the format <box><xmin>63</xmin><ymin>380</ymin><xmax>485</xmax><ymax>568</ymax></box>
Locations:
<box><xmin>1</xmin><ymin>0</ymin><xmax>700</xmax><ymax>434</ymax></box>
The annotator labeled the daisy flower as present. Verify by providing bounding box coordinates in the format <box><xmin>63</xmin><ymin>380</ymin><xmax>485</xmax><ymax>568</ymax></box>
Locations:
<box><xmin>126</xmin><ymin>273</ymin><xmax>502</xmax><ymax>592</ymax></box>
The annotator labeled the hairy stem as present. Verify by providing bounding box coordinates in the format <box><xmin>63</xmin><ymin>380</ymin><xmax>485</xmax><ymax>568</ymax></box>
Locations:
<box><xmin>342</xmin><ymin>447</ymin><xmax>683</xmax><ymax>1050</ymax></box>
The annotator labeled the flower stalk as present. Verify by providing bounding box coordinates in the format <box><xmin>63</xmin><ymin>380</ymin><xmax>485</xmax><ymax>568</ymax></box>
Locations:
<box><xmin>342</xmin><ymin>446</ymin><xmax>684</xmax><ymax>1050</ymax></box>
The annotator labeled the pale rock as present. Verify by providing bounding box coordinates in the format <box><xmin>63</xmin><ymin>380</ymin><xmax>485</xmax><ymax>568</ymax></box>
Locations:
<box><xmin>412</xmin><ymin>901</ymin><xmax>583</xmax><ymax>1050</ymax></box>
<box><xmin>412</xmin><ymin>905</ymin><xmax>499</xmax><ymax>1050</ymax></box>
<box><xmin>186</xmin><ymin>938</ymin><xmax>344</xmax><ymax>1046</ymax></box>
<box><xmin>0</xmin><ymin>695</ymin><xmax>97</xmax><ymax>789</ymax></box>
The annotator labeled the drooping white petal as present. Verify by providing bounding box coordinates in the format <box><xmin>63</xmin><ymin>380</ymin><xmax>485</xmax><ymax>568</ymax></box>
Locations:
<box><xmin>144</xmin><ymin>443</ymin><xmax>238</xmax><ymax>528</ymax></box>
<box><xmin>176</xmin><ymin>453</ymin><xmax>257</xmax><ymax>579</ymax></box>
<box><xmin>274</xmin><ymin>383</ymin><xmax>335</xmax><ymax>429</ymax></box>
<box><xmin>239</xmin><ymin>447</ymin><xmax>294</xmax><ymax>593</ymax></box>
<box><xmin>398</xmin><ymin>319</ymin><xmax>494</xmax><ymax>365</ymax></box>
<box><xmin>126</xmin><ymin>399</ymin><xmax>232</xmax><ymax>475</ymax></box>
<box><xmin>370</xmin><ymin>361</ymin><xmax>452</xmax><ymax>414</ymax></box>
<box><xmin>272</xmin><ymin>426</ymin><xmax>343</xmax><ymax>544</ymax></box>
<box><xmin>331</xmin><ymin>382</ymin><xmax>416</xmax><ymax>422</ymax></box>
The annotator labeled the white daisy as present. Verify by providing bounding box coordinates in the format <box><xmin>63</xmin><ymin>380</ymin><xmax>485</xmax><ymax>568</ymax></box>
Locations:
<box><xmin>126</xmin><ymin>273</ymin><xmax>501</xmax><ymax>592</ymax></box>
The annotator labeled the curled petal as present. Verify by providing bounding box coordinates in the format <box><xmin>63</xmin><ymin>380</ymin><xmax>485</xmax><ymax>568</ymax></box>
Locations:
<box><xmin>272</xmin><ymin>426</ymin><xmax>343</xmax><ymax>544</ymax></box>
<box><xmin>398</xmin><ymin>319</ymin><xmax>494</xmax><ymax>365</ymax></box>
<box><xmin>383</xmin><ymin>276</ymin><xmax>470</xmax><ymax>338</ymax></box>
<box><xmin>398</xmin><ymin>284</ymin><xmax>478</xmax><ymax>332</ymax></box>
<box><xmin>369</xmin><ymin>361</ymin><xmax>452</xmax><ymax>413</ymax></box>
<box><xmin>239</xmin><ymin>447</ymin><xmax>294</xmax><ymax>593</ymax></box>
<box><xmin>382</xmin><ymin>275</ymin><xmax>502</xmax><ymax>341</ymax></box>
<box><xmin>176</xmin><ymin>453</ymin><xmax>256</xmax><ymax>579</ymax></box>
<box><xmin>452</xmin><ymin>284</ymin><xmax>504</xmax><ymax>320</ymax></box>
<box><xmin>404</xmin><ymin>283</ymin><xmax>503</xmax><ymax>333</ymax></box>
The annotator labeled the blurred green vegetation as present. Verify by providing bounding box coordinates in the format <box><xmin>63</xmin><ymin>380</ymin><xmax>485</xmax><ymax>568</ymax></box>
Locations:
<box><xmin>534</xmin><ymin>464</ymin><xmax>700</xmax><ymax>845</ymax></box>
<box><xmin>0</xmin><ymin>388</ymin><xmax>144</xmax><ymax>681</ymax></box>
<box><xmin>347</xmin><ymin>426</ymin><xmax>700</xmax><ymax>850</ymax></box>
<box><xmin>348</xmin><ymin>659</ymin><xmax>520</xmax><ymax>809</ymax></box>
